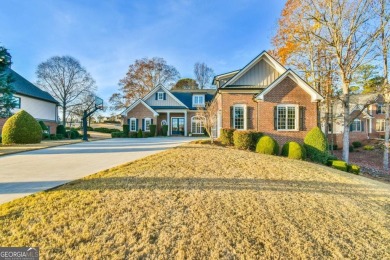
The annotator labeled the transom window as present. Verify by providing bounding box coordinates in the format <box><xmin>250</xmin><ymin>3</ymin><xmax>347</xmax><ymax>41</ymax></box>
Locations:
<box><xmin>233</xmin><ymin>105</ymin><xmax>245</xmax><ymax>130</ymax></box>
<box><xmin>193</xmin><ymin>95</ymin><xmax>205</xmax><ymax>106</ymax></box>
<box><xmin>129</xmin><ymin>118</ymin><xmax>137</xmax><ymax>132</ymax></box>
<box><xmin>376</xmin><ymin>119</ymin><xmax>385</xmax><ymax>132</ymax></box>
<box><xmin>191</xmin><ymin>116</ymin><xmax>205</xmax><ymax>134</ymax></box>
<box><xmin>157</xmin><ymin>92</ymin><xmax>164</xmax><ymax>100</ymax></box>
<box><xmin>144</xmin><ymin>118</ymin><xmax>152</xmax><ymax>132</ymax></box>
<box><xmin>277</xmin><ymin>105</ymin><xmax>297</xmax><ymax>130</ymax></box>
<box><xmin>350</xmin><ymin>119</ymin><xmax>362</xmax><ymax>132</ymax></box>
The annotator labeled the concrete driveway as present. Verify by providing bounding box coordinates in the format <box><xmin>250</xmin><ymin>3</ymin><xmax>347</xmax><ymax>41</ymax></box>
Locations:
<box><xmin>0</xmin><ymin>137</ymin><xmax>198</xmax><ymax>204</ymax></box>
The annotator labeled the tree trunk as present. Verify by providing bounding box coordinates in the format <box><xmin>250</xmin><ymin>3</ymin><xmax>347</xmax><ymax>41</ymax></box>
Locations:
<box><xmin>62</xmin><ymin>105</ymin><xmax>66</xmax><ymax>126</ymax></box>
<box><xmin>342</xmin><ymin>93</ymin><xmax>350</xmax><ymax>163</ymax></box>
<box><xmin>384</xmin><ymin>102</ymin><xmax>390</xmax><ymax>171</ymax></box>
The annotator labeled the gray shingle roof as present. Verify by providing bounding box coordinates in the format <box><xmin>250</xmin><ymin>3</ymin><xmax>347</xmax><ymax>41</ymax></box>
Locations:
<box><xmin>6</xmin><ymin>68</ymin><xmax>59</xmax><ymax>104</ymax></box>
<box><xmin>171</xmin><ymin>91</ymin><xmax>215</xmax><ymax>110</ymax></box>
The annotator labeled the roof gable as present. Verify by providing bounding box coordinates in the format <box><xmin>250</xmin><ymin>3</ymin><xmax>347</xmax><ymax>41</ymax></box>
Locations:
<box><xmin>121</xmin><ymin>99</ymin><xmax>159</xmax><ymax>116</ymax></box>
<box><xmin>221</xmin><ymin>51</ymin><xmax>287</xmax><ymax>88</ymax></box>
<box><xmin>255</xmin><ymin>70</ymin><xmax>323</xmax><ymax>102</ymax></box>
<box><xmin>143</xmin><ymin>84</ymin><xmax>188</xmax><ymax>108</ymax></box>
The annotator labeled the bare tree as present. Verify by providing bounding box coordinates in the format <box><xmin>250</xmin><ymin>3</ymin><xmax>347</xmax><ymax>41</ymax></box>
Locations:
<box><xmin>111</xmin><ymin>57</ymin><xmax>180</xmax><ymax>110</ymax></box>
<box><xmin>194</xmin><ymin>62</ymin><xmax>215</xmax><ymax>89</ymax></box>
<box><xmin>36</xmin><ymin>56</ymin><xmax>96</xmax><ymax>126</ymax></box>
<box><xmin>196</xmin><ymin>101</ymin><xmax>217</xmax><ymax>143</ymax></box>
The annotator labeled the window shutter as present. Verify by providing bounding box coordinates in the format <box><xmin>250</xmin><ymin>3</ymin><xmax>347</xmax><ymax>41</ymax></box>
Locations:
<box><xmin>142</xmin><ymin>119</ymin><xmax>145</xmax><ymax>131</ymax></box>
<box><xmin>361</xmin><ymin>121</ymin><xmax>365</xmax><ymax>132</ymax></box>
<box><xmin>274</xmin><ymin>106</ymin><xmax>277</xmax><ymax>130</ymax></box>
<box><xmin>349</xmin><ymin>123</ymin><xmax>353</xmax><ymax>132</ymax></box>
<box><xmin>299</xmin><ymin>106</ymin><xmax>304</xmax><ymax>131</ymax></box>
<box><xmin>163</xmin><ymin>93</ymin><xmax>167</xmax><ymax>100</ymax></box>
<box><xmin>136</xmin><ymin>119</ymin><xmax>139</xmax><ymax>131</ymax></box>
<box><xmin>151</xmin><ymin>119</ymin><xmax>153</xmax><ymax>125</ymax></box>
<box><xmin>127</xmin><ymin>118</ymin><xmax>130</xmax><ymax>125</ymax></box>
<box><xmin>230</xmin><ymin>106</ymin><xmax>234</xmax><ymax>128</ymax></box>
<box><xmin>246</xmin><ymin>107</ymin><xmax>252</xmax><ymax>130</ymax></box>
<box><xmin>155</xmin><ymin>93</ymin><xmax>158</xmax><ymax>100</ymax></box>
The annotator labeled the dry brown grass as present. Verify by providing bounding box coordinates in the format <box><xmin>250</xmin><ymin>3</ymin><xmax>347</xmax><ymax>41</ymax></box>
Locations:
<box><xmin>0</xmin><ymin>144</ymin><xmax>389</xmax><ymax>259</ymax></box>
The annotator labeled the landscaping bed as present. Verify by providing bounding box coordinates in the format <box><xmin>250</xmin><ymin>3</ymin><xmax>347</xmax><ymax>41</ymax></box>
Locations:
<box><xmin>0</xmin><ymin>144</ymin><xmax>389</xmax><ymax>258</ymax></box>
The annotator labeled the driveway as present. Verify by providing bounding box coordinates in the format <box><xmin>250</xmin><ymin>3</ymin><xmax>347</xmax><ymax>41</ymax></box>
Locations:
<box><xmin>0</xmin><ymin>137</ymin><xmax>198</xmax><ymax>204</ymax></box>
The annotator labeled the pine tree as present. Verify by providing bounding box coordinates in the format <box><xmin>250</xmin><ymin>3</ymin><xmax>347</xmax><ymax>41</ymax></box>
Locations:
<box><xmin>0</xmin><ymin>46</ymin><xmax>16</xmax><ymax>118</ymax></box>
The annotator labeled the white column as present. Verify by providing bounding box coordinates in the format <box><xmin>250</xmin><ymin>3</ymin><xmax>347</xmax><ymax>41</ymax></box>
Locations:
<box><xmin>184</xmin><ymin>110</ymin><xmax>188</xmax><ymax>136</ymax></box>
<box><xmin>167</xmin><ymin>112</ymin><xmax>170</xmax><ymax>136</ymax></box>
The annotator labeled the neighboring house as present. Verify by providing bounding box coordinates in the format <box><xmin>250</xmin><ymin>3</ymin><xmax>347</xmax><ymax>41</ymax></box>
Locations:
<box><xmin>0</xmin><ymin>68</ymin><xmax>59</xmax><ymax>134</ymax></box>
<box><xmin>325</xmin><ymin>94</ymin><xmax>387</xmax><ymax>147</ymax></box>
<box><xmin>213</xmin><ymin>51</ymin><xmax>323</xmax><ymax>145</ymax></box>
<box><xmin>122</xmin><ymin>51</ymin><xmax>324</xmax><ymax>145</ymax></box>
<box><xmin>121</xmin><ymin>87</ymin><xmax>215</xmax><ymax>136</ymax></box>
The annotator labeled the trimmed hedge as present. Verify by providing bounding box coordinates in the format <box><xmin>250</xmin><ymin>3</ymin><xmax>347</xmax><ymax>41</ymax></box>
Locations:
<box><xmin>129</xmin><ymin>132</ymin><xmax>138</xmax><ymax>138</ymax></box>
<box><xmin>281</xmin><ymin>141</ymin><xmax>306</xmax><ymax>160</ymax></box>
<box><xmin>304</xmin><ymin>127</ymin><xmax>329</xmax><ymax>164</ymax></box>
<box><xmin>332</xmin><ymin>160</ymin><xmax>348</xmax><ymax>172</ymax></box>
<box><xmin>56</xmin><ymin>125</ymin><xmax>66</xmax><ymax>136</ymax></box>
<box><xmin>50</xmin><ymin>134</ymin><xmax>58</xmax><ymax>140</ymax></box>
<box><xmin>363</xmin><ymin>145</ymin><xmax>374</xmax><ymax>150</ymax></box>
<box><xmin>161</xmin><ymin>125</ymin><xmax>168</xmax><ymax>136</ymax></box>
<box><xmin>256</xmin><ymin>135</ymin><xmax>279</xmax><ymax>155</ymax></box>
<box><xmin>232</xmin><ymin>131</ymin><xmax>263</xmax><ymax>150</ymax></box>
<box><xmin>352</xmin><ymin>141</ymin><xmax>362</xmax><ymax>148</ymax></box>
<box><xmin>348</xmin><ymin>164</ymin><xmax>360</xmax><ymax>175</ymax></box>
<box><xmin>111</xmin><ymin>131</ymin><xmax>124</xmax><ymax>138</ymax></box>
<box><xmin>122</xmin><ymin>125</ymin><xmax>129</xmax><ymax>137</ymax></box>
<box><xmin>220</xmin><ymin>128</ymin><xmax>235</xmax><ymax>146</ymax></box>
<box><xmin>93</xmin><ymin>127</ymin><xmax>121</xmax><ymax>134</ymax></box>
<box><xmin>56</xmin><ymin>134</ymin><xmax>64</xmax><ymax>140</ymax></box>
<box><xmin>149</xmin><ymin>124</ymin><xmax>156</xmax><ymax>137</ymax></box>
<box><xmin>2</xmin><ymin>110</ymin><xmax>42</xmax><ymax>144</ymax></box>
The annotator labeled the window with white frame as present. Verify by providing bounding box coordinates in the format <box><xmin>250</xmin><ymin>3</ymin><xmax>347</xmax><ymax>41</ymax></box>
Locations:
<box><xmin>376</xmin><ymin>119</ymin><xmax>385</xmax><ymax>132</ymax></box>
<box><xmin>233</xmin><ymin>105</ymin><xmax>245</xmax><ymax>130</ymax></box>
<box><xmin>277</xmin><ymin>105</ymin><xmax>298</xmax><ymax>130</ymax></box>
<box><xmin>350</xmin><ymin>119</ymin><xmax>362</xmax><ymax>132</ymax></box>
<box><xmin>377</xmin><ymin>104</ymin><xmax>385</xmax><ymax>114</ymax></box>
<box><xmin>144</xmin><ymin>118</ymin><xmax>152</xmax><ymax>131</ymax></box>
<box><xmin>129</xmin><ymin>118</ymin><xmax>137</xmax><ymax>131</ymax></box>
<box><xmin>157</xmin><ymin>92</ymin><xmax>164</xmax><ymax>100</ymax></box>
<box><xmin>193</xmin><ymin>95</ymin><xmax>205</xmax><ymax>106</ymax></box>
<box><xmin>191</xmin><ymin>116</ymin><xmax>205</xmax><ymax>134</ymax></box>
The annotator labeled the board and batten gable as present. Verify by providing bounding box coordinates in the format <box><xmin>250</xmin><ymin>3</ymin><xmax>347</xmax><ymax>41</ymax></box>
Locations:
<box><xmin>12</xmin><ymin>94</ymin><xmax>57</xmax><ymax>121</ymax></box>
<box><xmin>144</xmin><ymin>86</ymin><xmax>184</xmax><ymax>107</ymax></box>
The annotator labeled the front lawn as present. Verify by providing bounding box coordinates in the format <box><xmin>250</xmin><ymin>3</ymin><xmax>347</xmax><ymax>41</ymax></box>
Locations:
<box><xmin>0</xmin><ymin>144</ymin><xmax>389</xmax><ymax>258</ymax></box>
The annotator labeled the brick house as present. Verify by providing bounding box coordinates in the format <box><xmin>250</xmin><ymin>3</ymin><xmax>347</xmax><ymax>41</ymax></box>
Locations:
<box><xmin>121</xmin><ymin>85</ymin><xmax>215</xmax><ymax>136</ymax></box>
<box><xmin>122</xmin><ymin>51</ymin><xmax>324</xmax><ymax>145</ymax></box>
<box><xmin>0</xmin><ymin>68</ymin><xmax>59</xmax><ymax>134</ymax></box>
<box><xmin>213</xmin><ymin>51</ymin><xmax>323</xmax><ymax>145</ymax></box>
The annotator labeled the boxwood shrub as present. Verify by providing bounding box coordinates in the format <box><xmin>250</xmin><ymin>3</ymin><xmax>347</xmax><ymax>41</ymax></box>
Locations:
<box><xmin>149</xmin><ymin>124</ymin><xmax>156</xmax><ymax>137</ymax></box>
<box><xmin>348</xmin><ymin>164</ymin><xmax>360</xmax><ymax>175</ymax></box>
<box><xmin>2</xmin><ymin>110</ymin><xmax>42</xmax><ymax>144</ymax></box>
<box><xmin>233</xmin><ymin>131</ymin><xmax>252</xmax><ymax>150</ymax></box>
<box><xmin>332</xmin><ymin>160</ymin><xmax>348</xmax><ymax>172</ymax></box>
<box><xmin>363</xmin><ymin>145</ymin><xmax>374</xmax><ymax>151</ymax></box>
<box><xmin>137</xmin><ymin>129</ymin><xmax>143</xmax><ymax>138</ymax></box>
<box><xmin>93</xmin><ymin>127</ymin><xmax>121</xmax><ymax>134</ymax></box>
<box><xmin>256</xmin><ymin>135</ymin><xmax>279</xmax><ymax>155</ymax></box>
<box><xmin>281</xmin><ymin>141</ymin><xmax>306</xmax><ymax>160</ymax></box>
<box><xmin>352</xmin><ymin>141</ymin><xmax>362</xmax><ymax>148</ymax></box>
<box><xmin>122</xmin><ymin>125</ymin><xmax>129</xmax><ymax>137</ymax></box>
<box><xmin>220</xmin><ymin>128</ymin><xmax>235</xmax><ymax>146</ymax></box>
<box><xmin>111</xmin><ymin>131</ymin><xmax>124</xmax><ymax>138</ymax></box>
<box><xmin>161</xmin><ymin>125</ymin><xmax>168</xmax><ymax>136</ymax></box>
<box><xmin>56</xmin><ymin>134</ymin><xmax>64</xmax><ymax>140</ymax></box>
<box><xmin>304</xmin><ymin>127</ymin><xmax>329</xmax><ymax>164</ymax></box>
<box><xmin>129</xmin><ymin>132</ymin><xmax>138</xmax><ymax>138</ymax></box>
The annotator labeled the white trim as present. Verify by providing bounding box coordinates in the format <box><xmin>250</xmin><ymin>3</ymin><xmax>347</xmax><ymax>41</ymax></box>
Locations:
<box><xmin>157</xmin><ymin>92</ymin><xmax>164</xmax><ymax>100</ymax></box>
<box><xmin>376</xmin><ymin>119</ymin><xmax>385</xmax><ymax>132</ymax></box>
<box><xmin>351</xmin><ymin>118</ymin><xmax>363</xmax><ymax>132</ymax></box>
<box><xmin>192</xmin><ymin>94</ymin><xmax>205</xmax><ymax>107</ymax></box>
<box><xmin>232</xmin><ymin>104</ymin><xmax>247</xmax><ymax>130</ymax></box>
<box><xmin>129</xmin><ymin>117</ymin><xmax>137</xmax><ymax>132</ymax></box>
<box><xmin>142</xmin><ymin>84</ymin><xmax>188</xmax><ymax>108</ymax></box>
<box><xmin>221</xmin><ymin>52</ymin><xmax>287</xmax><ymax>88</ymax></box>
<box><xmin>276</xmin><ymin>104</ymin><xmax>299</xmax><ymax>131</ymax></box>
<box><xmin>191</xmin><ymin>115</ymin><xmax>205</xmax><ymax>134</ymax></box>
<box><xmin>255</xmin><ymin>70</ymin><xmax>324</xmax><ymax>102</ymax></box>
<box><xmin>144</xmin><ymin>117</ymin><xmax>152</xmax><ymax>132</ymax></box>
<box><xmin>121</xmin><ymin>99</ymin><xmax>159</xmax><ymax>116</ymax></box>
<box><xmin>171</xmin><ymin>117</ymin><xmax>185</xmax><ymax>135</ymax></box>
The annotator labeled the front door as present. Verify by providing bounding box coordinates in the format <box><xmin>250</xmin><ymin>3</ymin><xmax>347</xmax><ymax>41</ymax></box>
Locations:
<box><xmin>171</xmin><ymin>118</ymin><xmax>185</xmax><ymax>135</ymax></box>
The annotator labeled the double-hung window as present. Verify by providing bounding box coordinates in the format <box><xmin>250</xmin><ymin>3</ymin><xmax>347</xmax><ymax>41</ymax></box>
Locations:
<box><xmin>377</xmin><ymin>104</ymin><xmax>385</xmax><ymax>114</ymax></box>
<box><xmin>129</xmin><ymin>118</ymin><xmax>137</xmax><ymax>131</ymax></box>
<box><xmin>277</xmin><ymin>105</ymin><xmax>298</xmax><ymax>130</ymax></box>
<box><xmin>233</xmin><ymin>105</ymin><xmax>246</xmax><ymax>130</ymax></box>
<box><xmin>376</xmin><ymin>119</ymin><xmax>385</xmax><ymax>132</ymax></box>
<box><xmin>193</xmin><ymin>95</ymin><xmax>205</xmax><ymax>106</ymax></box>
<box><xmin>350</xmin><ymin>119</ymin><xmax>362</xmax><ymax>132</ymax></box>
<box><xmin>144</xmin><ymin>118</ymin><xmax>152</xmax><ymax>132</ymax></box>
<box><xmin>157</xmin><ymin>92</ymin><xmax>164</xmax><ymax>100</ymax></box>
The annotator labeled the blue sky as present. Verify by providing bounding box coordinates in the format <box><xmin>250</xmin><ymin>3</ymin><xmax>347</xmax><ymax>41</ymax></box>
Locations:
<box><xmin>0</xmin><ymin>0</ymin><xmax>285</xmax><ymax>105</ymax></box>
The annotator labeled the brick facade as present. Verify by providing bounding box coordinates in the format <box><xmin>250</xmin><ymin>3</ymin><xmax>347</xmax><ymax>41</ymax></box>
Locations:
<box><xmin>123</xmin><ymin>103</ymin><xmax>157</xmax><ymax>133</ymax></box>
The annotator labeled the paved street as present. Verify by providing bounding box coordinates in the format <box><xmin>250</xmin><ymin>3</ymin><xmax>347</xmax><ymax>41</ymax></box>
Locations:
<box><xmin>0</xmin><ymin>137</ymin><xmax>197</xmax><ymax>204</ymax></box>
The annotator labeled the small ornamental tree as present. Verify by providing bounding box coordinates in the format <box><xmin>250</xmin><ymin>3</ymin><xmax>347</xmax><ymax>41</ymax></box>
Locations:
<box><xmin>196</xmin><ymin>100</ymin><xmax>217</xmax><ymax>143</ymax></box>
<box><xmin>2</xmin><ymin>110</ymin><xmax>42</xmax><ymax>144</ymax></box>
<box><xmin>304</xmin><ymin>127</ymin><xmax>329</xmax><ymax>164</ymax></box>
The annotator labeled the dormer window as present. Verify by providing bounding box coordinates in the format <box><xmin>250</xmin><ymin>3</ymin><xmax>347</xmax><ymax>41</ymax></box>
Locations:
<box><xmin>193</xmin><ymin>94</ymin><xmax>205</xmax><ymax>106</ymax></box>
<box><xmin>157</xmin><ymin>92</ymin><xmax>164</xmax><ymax>100</ymax></box>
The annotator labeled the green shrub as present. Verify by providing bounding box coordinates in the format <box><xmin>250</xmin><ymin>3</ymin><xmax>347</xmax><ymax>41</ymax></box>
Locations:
<box><xmin>363</xmin><ymin>145</ymin><xmax>374</xmax><ymax>151</ymax></box>
<box><xmin>38</xmin><ymin>120</ymin><xmax>48</xmax><ymax>131</ymax></box>
<box><xmin>332</xmin><ymin>160</ymin><xmax>348</xmax><ymax>172</ymax></box>
<box><xmin>0</xmin><ymin>135</ymin><xmax>2</xmax><ymax>143</ymax></box>
<box><xmin>304</xmin><ymin>127</ymin><xmax>329</xmax><ymax>164</ymax></box>
<box><xmin>281</xmin><ymin>141</ymin><xmax>306</xmax><ymax>160</ymax></box>
<box><xmin>348</xmin><ymin>164</ymin><xmax>360</xmax><ymax>175</ymax></box>
<box><xmin>50</xmin><ymin>134</ymin><xmax>58</xmax><ymax>140</ymax></box>
<box><xmin>71</xmin><ymin>129</ymin><xmax>80</xmax><ymax>138</ymax></box>
<box><xmin>256</xmin><ymin>135</ymin><xmax>279</xmax><ymax>155</ymax></box>
<box><xmin>137</xmin><ymin>129</ymin><xmax>143</xmax><ymax>138</ymax></box>
<box><xmin>326</xmin><ymin>155</ymin><xmax>338</xmax><ymax>166</ymax></box>
<box><xmin>149</xmin><ymin>124</ymin><xmax>156</xmax><ymax>137</ymax></box>
<box><xmin>161</xmin><ymin>125</ymin><xmax>168</xmax><ymax>136</ymax></box>
<box><xmin>129</xmin><ymin>132</ymin><xmax>138</xmax><ymax>138</ymax></box>
<box><xmin>349</xmin><ymin>145</ymin><xmax>354</xmax><ymax>152</ymax></box>
<box><xmin>111</xmin><ymin>131</ymin><xmax>124</xmax><ymax>138</ymax></box>
<box><xmin>122</xmin><ymin>125</ymin><xmax>129</xmax><ymax>137</ymax></box>
<box><xmin>56</xmin><ymin>134</ymin><xmax>64</xmax><ymax>140</ymax></box>
<box><xmin>328</xmin><ymin>144</ymin><xmax>338</xmax><ymax>150</ymax></box>
<box><xmin>233</xmin><ymin>131</ymin><xmax>253</xmax><ymax>150</ymax></box>
<box><xmin>250</xmin><ymin>132</ymin><xmax>263</xmax><ymax>149</ymax></box>
<box><xmin>352</xmin><ymin>141</ymin><xmax>362</xmax><ymax>148</ymax></box>
<box><xmin>56</xmin><ymin>125</ymin><xmax>66</xmax><ymax>136</ymax></box>
<box><xmin>143</xmin><ymin>132</ymin><xmax>152</xmax><ymax>138</ymax></box>
<box><xmin>93</xmin><ymin>127</ymin><xmax>121</xmax><ymax>134</ymax></box>
<box><xmin>2</xmin><ymin>110</ymin><xmax>42</xmax><ymax>144</ymax></box>
<box><xmin>42</xmin><ymin>133</ymin><xmax>50</xmax><ymax>140</ymax></box>
<box><xmin>220</xmin><ymin>128</ymin><xmax>235</xmax><ymax>146</ymax></box>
